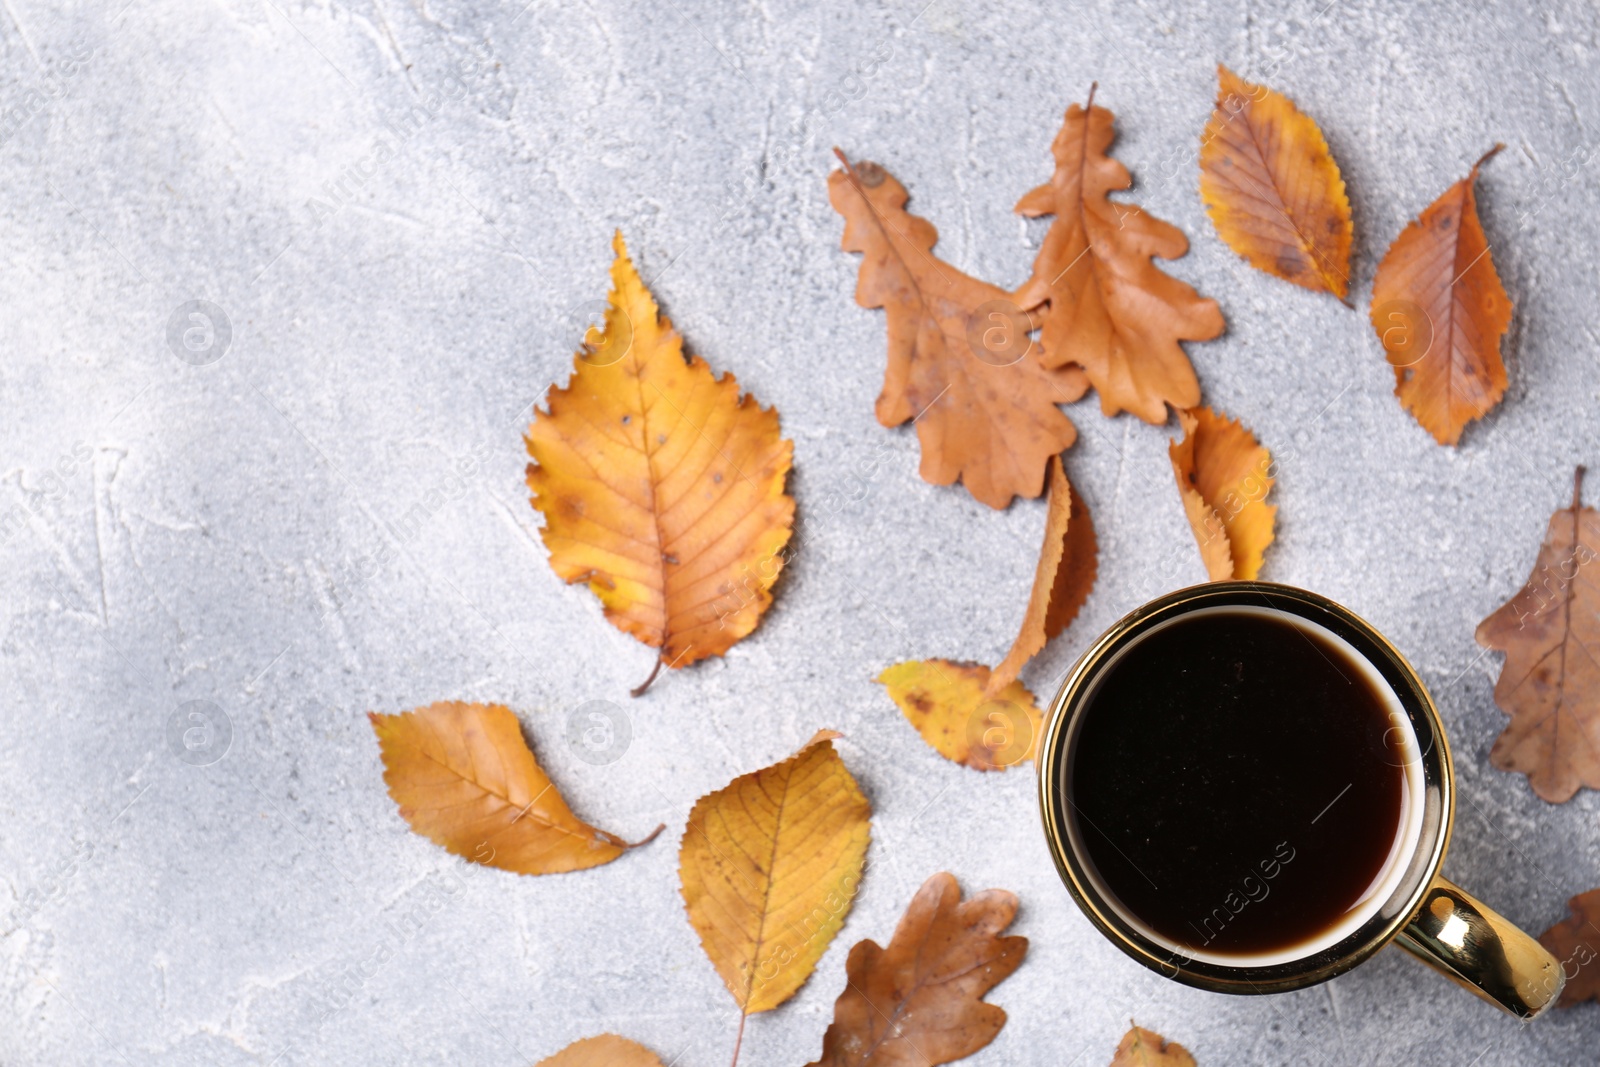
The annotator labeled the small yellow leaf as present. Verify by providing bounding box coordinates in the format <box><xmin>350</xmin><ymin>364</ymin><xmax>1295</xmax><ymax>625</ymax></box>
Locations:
<box><xmin>370</xmin><ymin>702</ymin><xmax>659</xmax><ymax>875</ymax></box>
<box><xmin>1109</xmin><ymin>1025</ymin><xmax>1197</xmax><ymax>1067</ymax></box>
<box><xmin>1168</xmin><ymin>407</ymin><xmax>1275</xmax><ymax>581</ymax></box>
<box><xmin>879</xmin><ymin>660</ymin><xmax>1042</xmax><ymax>771</ymax></box>
<box><xmin>536</xmin><ymin>1034</ymin><xmax>665</xmax><ymax>1067</ymax></box>
<box><xmin>680</xmin><ymin>730</ymin><xmax>871</xmax><ymax>1016</ymax></box>
<box><xmin>526</xmin><ymin>231</ymin><xmax>795</xmax><ymax>692</ymax></box>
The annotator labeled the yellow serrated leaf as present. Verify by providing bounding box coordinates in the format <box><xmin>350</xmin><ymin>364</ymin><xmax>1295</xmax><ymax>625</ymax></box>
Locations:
<box><xmin>878</xmin><ymin>660</ymin><xmax>1042</xmax><ymax>771</ymax></box>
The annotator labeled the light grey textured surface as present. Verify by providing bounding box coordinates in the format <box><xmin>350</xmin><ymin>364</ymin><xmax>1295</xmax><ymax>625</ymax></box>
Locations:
<box><xmin>3</xmin><ymin>0</ymin><xmax>1600</xmax><ymax>1063</ymax></box>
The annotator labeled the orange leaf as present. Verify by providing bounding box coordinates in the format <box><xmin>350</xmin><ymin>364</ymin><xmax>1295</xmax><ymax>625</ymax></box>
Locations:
<box><xmin>370</xmin><ymin>702</ymin><xmax>660</xmax><ymax>875</ymax></box>
<box><xmin>526</xmin><ymin>232</ymin><xmax>795</xmax><ymax>693</ymax></box>
<box><xmin>679</xmin><ymin>731</ymin><xmax>871</xmax><ymax>1020</ymax></box>
<box><xmin>1199</xmin><ymin>65</ymin><xmax>1353</xmax><ymax>300</ymax></box>
<box><xmin>827</xmin><ymin>153</ymin><xmax>1089</xmax><ymax>510</ymax></box>
<box><xmin>536</xmin><ymin>1035</ymin><xmax>665</xmax><ymax>1066</ymax></box>
<box><xmin>1476</xmin><ymin>468</ymin><xmax>1600</xmax><ymax>802</ymax></box>
<box><xmin>988</xmin><ymin>455</ymin><xmax>1097</xmax><ymax>695</ymax></box>
<box><xmin>1168</xmin><ymin>407</ymin><xmax>1275</xmax><ymax>581</ymax></box>
<box><xmin>878</xmin><ymin>660</ymin><xmax>1042</xmax><ymax>771</ymax></box>
<box><xmin>805</xmin><ymin>872</ymin><xmax>1027</xmax><ymax>1067</ymax></box>
<box><xmin>1370</xmin><ymin>146</ymin><xmax>1511</xmax><ymax>445</ymax></box>
<box><xmin>1109</xmin><ymin>1026</ymin><xmax>1197</xmax><ymax>1066</ymax></box>
<box><xmin>1538</xmin><ymin>889</ymin><xmax>1600</xmax><ymax>1006</ymax></box>
<box><xmin>1015</xmin><ymin>87</ymin><xmax>1225</xmax><ymax>424</ymax></box>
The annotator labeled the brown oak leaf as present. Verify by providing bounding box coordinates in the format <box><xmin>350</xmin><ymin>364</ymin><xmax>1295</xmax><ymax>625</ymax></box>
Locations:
<box><xmin>1016</xmin><ymin>87</ymin><xmax>1225</xmax><ymax>424</ymax></box>
<box><xmin>805</xmin><ymin>871</ymin><xmax>1027</xmax><ymax>1066</ymax></box>
<box><xmin>1538</xmin><ymin>889</ymin><xmax>1600</xmax><ymax>1007</ymax></box>
<box><xmin>828</xmin><ymin>152</ymin><xmax>1089</xmax><ymax>509</ymax></box>
<box><xmin>1370</xmin><ymin>146</ymin><xmax>1511</xmax><ymax>445</ymax></box>
<box><xmin>1476</xmin><ymin>468</ymin><xmax>1600</xmax><ymax>802</ymax></box>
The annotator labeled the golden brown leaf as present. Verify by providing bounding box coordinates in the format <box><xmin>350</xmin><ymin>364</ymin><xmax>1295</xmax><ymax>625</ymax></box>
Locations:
<box><xmin>536</xmin><ymin>1034</ymin><xmax>665</xmax><ymax>1067</ymax></box>
<box><xmin>1168</xmin><ymin>407</ymin><xmax>1275</xmax><ymax>581</ymax></box>
<box><xmin>680</xmin><ymin>730</ymin><xmax>871</xmax><ymax>1021</ymax></box>
<box><xmin>1199</xmin><ymin>65</ymin><xmax>1353</xmax><ymax>300</ymax></box>
<box><xmin>370</xmin><ymin>702</ymin><xmax>660</xmax><ymax>875</ymax></box>
<box><xmin>805</xmin><ymin>871</ymin><xmax>1027</xmax><ymax>1067</ymax></box>
<box><xmin>1538</xmin><ymin>889</ymin><xmax>1600</xmax><ymax>1007</ymax></box>
<box><xmin>1476</xmin><ymin>468</ymin><xmax>1600</xmax><ymax>802</ymax></box>
<box><xmin>827</xmin><ymin>152</ymin><xmax>1089</xmax><ymax>510</ymax></box>
<box><xmin>1109</xmin><ymin>1025</ymin><xmax>1197</xmax><ymax>1067</ymax></box>
<box><xmin>1015</xmin><ymin>88</ymin><xmax>1225</xmax><ymax>424</ymax></box>
<box><xmin>526</xmin><ymin>232</ymin><xmax>794</xmax><ymax>693</ymax></box>
<box><xmin>1370</xmin><ymin>146</ymin><xmax>1511</xmax><ymax>445</ymax></box>
<box><xmin>878</xmin><ymin>660</ymin><xmax>1042</xmax><ymax>771</ymax></box>
<box><xmin>988</xmin><ymin>455</ymin><xmax>1097</xmax><ymax>695</ymax></box>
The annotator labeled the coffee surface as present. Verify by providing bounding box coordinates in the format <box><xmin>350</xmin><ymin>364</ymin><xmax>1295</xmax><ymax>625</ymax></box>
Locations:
<box><xmin>1067</xmin><ymin>608</ymin><xmax>1407</xmax><ymax>957</ymax></box>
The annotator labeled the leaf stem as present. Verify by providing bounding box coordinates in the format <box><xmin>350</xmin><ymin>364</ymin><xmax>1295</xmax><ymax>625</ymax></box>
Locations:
<box><xmin>630</xmin><ymin>657</ymin><xmax>664</xmax><ymax>698</ymax></box>
<box><xmin>1574</xmin><ymin>465</ymin><xmax>1587</xmax><ymax>511</ymax></box>
<box><xmin>729</xmin><ymin>1010</ymin><xmax>748</xmax><ymax>1067</ymax></box>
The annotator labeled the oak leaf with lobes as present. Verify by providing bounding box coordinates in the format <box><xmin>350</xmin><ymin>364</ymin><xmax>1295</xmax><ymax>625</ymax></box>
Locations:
<box><xmin>1476</xmin><ymin>468</ymin><xmax>1600</xmax><ymax>803</ymax></box>
<box><xmin>679</xmin><ymin>730</ymin><xmax>870</xmax><ymax>1057</ymax></box>
<box><xmin>828</xmin><ymin>151</ymin><xmax>1089</xmax><ymax>510</ymax></box>
<box><xmin>805</xmin><ymin>871</ymin><xmax>1027</xmax><ymax>1066</ymax></box>
<box><xmin>1015</xmin><ymin>88</ymin><xmax>1225</xmax><ymax>424</ymax></box>
<box><xmin>369</xmin><ymin>702</ymin><xmax>660</xmax><ymax>875</ymax></box>
<box><xmin>526</xmin><ymin>231</ymin><xmax>794</xmax><ymax>694</ymax></box>
<box><xmin>1538</xmin><ymin>889</ymin><xmax>1600</xmax><ymax>1007</ymax></box>
<box><xmin>1370</xmin><ymin>145</ymin><xmax>1511</xmax><ymax>445</ymax></box>
<box><xmin>1199</xmin><ymin>65</ymin><xmax>1353</xmax><ymax>300</ymax></box>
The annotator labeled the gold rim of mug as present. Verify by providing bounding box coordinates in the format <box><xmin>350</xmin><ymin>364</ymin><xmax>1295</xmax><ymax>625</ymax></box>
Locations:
<box><xmin>1036</xmin><ymin>580</ymin><xmax>1455</xmax><ymax>995</ymax></box>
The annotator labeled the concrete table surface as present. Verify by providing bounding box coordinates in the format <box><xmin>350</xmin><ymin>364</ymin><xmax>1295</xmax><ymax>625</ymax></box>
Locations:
<box><xmin>3</xmin><ymin>0</ymin><xmax>1600</xmax><ymax>1063</ymax></box>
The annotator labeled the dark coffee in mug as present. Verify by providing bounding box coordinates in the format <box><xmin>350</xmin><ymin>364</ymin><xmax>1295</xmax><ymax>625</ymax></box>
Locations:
<box><xmin>1065</xmin><ymin>606</ymin><xmax>1423</xmax><ymax>963</ymax></box>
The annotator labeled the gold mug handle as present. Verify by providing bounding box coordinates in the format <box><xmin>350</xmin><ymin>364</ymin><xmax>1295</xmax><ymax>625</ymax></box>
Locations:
<box><xmin>1393</xmin><ymin>876</ymin><xmax>1565</xmax><ymax>1017</ymax></box>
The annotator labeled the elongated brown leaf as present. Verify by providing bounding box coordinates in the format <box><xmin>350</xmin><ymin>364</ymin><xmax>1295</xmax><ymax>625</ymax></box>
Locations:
<box><xmin>1109</xmin><ymin>1026</ymin><xmax>1197</xmax><ymax>1066</ymax></box>
<box><xmin>1168</xmin><ymin>407</ymin><xmax>1275</xmax><ymax>581</ymax></box>
<box><xmin>828</xmin><ymin>153</ymin><xmax>1089</xmax><ymax>509</ymax></box>
<box><xmin>1016</xmin><ymin>88</ymin><xmax>1225</xmax><ymax>424</ymax></box>
<box><xmin>680</xmin><ymin>731</ymin><xmax>871</xmax><ymax>1021</ymax></box>
<box><xmin>1476</xmin><ymin>468</ymin><xmax>1600</xmax><ymax>802</ymax></box>
<box><xmin>370</xmin><ymin>702</ymin><xmax>660</xmax><ymax>875</ymax></box>
<box><xmin>1538</xmin><ymin>889</ymin><xmax>1600</xmax><ymax>1007</ymax></box>
<box><xmin>1199</xmin><ymin>65</ymin><xmax>1353</xmax><ymax>300</ymax></box>
<box><xmin>537</xmin><ymin>1034</ymin><xmax>665</xmax><ymax>1066</ymax></box>
<box><xmin>988</xmin><ymin>455</ymin><xmax>1097</xmax><ymax>695</ymax></box>
<box><xmin>1370</xmin><ymin>146</ymin><xmax>1511</xmax><ymax>445</ymax></box>
<box><xmin>806</xmin><ymin>872</ymin><xmax>1027</xmax><ymax>1067</ymax></box>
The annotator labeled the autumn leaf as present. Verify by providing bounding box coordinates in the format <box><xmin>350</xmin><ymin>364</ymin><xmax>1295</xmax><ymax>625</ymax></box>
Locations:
<box><xmin>1476</xmin><ymin>468</ymin><xmax>1600</xmax><ymax>802</ymax></box>
<box><xmin>1199</xmin><ymin>65</ymin><xmax>1353</xmax><ymax>301</ymax></box>
<box><xmin>370</xmin><ymin>702</ymin><xmax>660</xmax><ymax>875</ymax></box>
<box><xmin>1168</xmin><ymin>407</ymin><xmax>1275</xmax><ymax>581</ymax></box>
<box><xmin>536</xmin><ymin>1034</ymin><xmax>665</xmax><ymax>1066</ymax></box>
<box><xmin>526</xmin><ymin>231</ymin><xmax>795</xmax><ymax>694</ymax></box>
<box><xmin>1370</xmin><ymin>145</ymin><xmax>1511</xmax><ymax>445</ymax></box>
<box><xmin>680</xmin><ymin>730</ymin><xmax>871</xmax><ymax>1058</ymax></box>
<box><xmin>805</xmin><ymin>871</ymin><xmax>1027</xmax><ymax>1067</ymax></box>
<box><xmin>878</xmin><ymin>661</ymin><xmax>1042</xmax><ymax>771</ymax></box>
<box><xmin>989</xmin><ymin>455</ymin><xmax>1097</xmax><ymax>695</ymax></box>
<box><xmin>1109</xmin><ymin>1026</ymin><xmax>1197</xmax><ymax>1067</ymax></box>
<box><xmin>828</xmin><ymin>151</ymin><xmax>1090</xmax><ymax>510</ymax></box>
<box><xmin>1538</xmin><ymin>889</ymin><xmax>1600</xmax><ymax>1006</ymax></box>
<box><xmin>1015</xmin><ymin>86</ymin><xmax>1225</xmax><ymax>424</ymax></box>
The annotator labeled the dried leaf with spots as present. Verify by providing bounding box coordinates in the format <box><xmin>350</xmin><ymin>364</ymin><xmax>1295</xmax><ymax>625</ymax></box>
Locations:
<box><xmin>1168</xmin><ymin>407</ymin><xmax>1275</xmax><ymax>581</ymax></box>
<box><xmin>988</xmin><ymin>455</ymin><xmax>1097</xmax><ymax>696</ymax></box>
<box><xmin>828</xmin><ymin>152</ymin><xmax>1089</xmax><ymax>510</ymax></box>
<box><xmin>1109</xmin><ymin>1026</ymin><xmax>1197</xmax><ymax>1067</ymax></box>
<box><xmin>526</xmin><ymin>231</ymin><xmax>794</xmax><ymax>694</ymax></box>
<box><xmin>878</xmin><ymin>660</ymin><xmax>1042</xmax><ymax>771</ymax></box>
<box><xmin>1199</xmin><ymin>65</ymin><xmax>1353</xmax><ymax>300</ymax></box>
<box><xmin>536</xmin><ymin>1034</ymin><xmax>665</xmax><ymax>1066</ymax></box>
<box><xmin>370</xmin><ymin>702</ymin><xmax>660</xmax><ymax>875</ymax></box>
<box><xmin>679</xmin><ymin>730</ymin><xmax>871</xmax><ymax>1054</ymax></box>
<box><xmin>1370</xmin><ymin>146</ymin><xmax>1511</xmax><ymax>445</ymax></box>
<box><xmin>1475</xmin><ymin>468</ymin><xmax>1600</xmax><ymax>802</ymax></box>
<box><xmin>1015</xmin><ymin>87</ymin><xmax>1225</xmax><ymax>424</ymax></box>
<box><xmin>1538</xmin><ymin>889</ymin><xmax>1600</xmax><ymax>1006</ymax></box>
<box><xmin>805</xmin><ymin>872</ymin><xmax>1027</xmax><ymax>1067</ymax></box>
